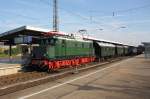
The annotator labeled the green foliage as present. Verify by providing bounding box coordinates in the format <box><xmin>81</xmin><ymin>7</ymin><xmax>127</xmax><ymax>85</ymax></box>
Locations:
<box><xmin>0</xmin><ymin>46</ymin><xmax>21</xmax><ymax>58</ymax></box>
<box><xmin>11</xmin><ymin>47</ymin><xmax>21</xmax><ymax>55</ymax></box>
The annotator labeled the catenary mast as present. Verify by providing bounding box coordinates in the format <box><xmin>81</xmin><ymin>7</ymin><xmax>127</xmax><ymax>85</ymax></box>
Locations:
<box><xmin>53</xmin><ymin>0</ymin><xmax>59</xmax><ymax>32</ymax></box>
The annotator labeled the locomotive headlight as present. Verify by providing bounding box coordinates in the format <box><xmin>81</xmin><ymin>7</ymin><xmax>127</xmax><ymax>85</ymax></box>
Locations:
<box><xmin>44</xmin><ymin>54</ymin><xmax>47</xmax><ymax>57</ymax></box>
<box><xmin>44</xmin><ymin>53</ymin><xmax>49</xmax><ymax>58</ymax></box>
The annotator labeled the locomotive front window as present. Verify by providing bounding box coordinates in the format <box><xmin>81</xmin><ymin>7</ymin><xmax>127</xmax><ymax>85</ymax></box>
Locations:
<box><xmin>32</xmin><ymin>46</ymin><xmax>46</xmax><ymax>59</ymax></box>
<box><xmin>49</xmin><ymin>39</ymin><xmax>56</xmax><ymax>45</ymax></box>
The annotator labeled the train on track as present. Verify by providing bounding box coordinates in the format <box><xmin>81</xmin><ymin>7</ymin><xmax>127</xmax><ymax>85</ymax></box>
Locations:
<box><xmin>30</xmin><ymin>32</ymin><xmax>140</xmax><ymax>71</ymax></box>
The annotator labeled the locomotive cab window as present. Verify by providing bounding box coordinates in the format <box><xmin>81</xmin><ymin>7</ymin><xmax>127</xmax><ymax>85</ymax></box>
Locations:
<box><xmin>49</xmin><ymin>39</ymin><xmax>56</xmax><ymax>45</ymax></box>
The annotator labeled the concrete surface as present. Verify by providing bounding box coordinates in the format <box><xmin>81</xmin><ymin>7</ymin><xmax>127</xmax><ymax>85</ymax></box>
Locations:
<box><xmin>0</xmin><ymin>55</ymin><xmax>150</xmax><ymax>99</ymax></box>
<box><xmin>0</xmin><ymin>63</ymin><xmax>21</xmax><ymax>76</ymax></box>
<box><xmin>0</xmin><ymin>57</ymin><xmax>22</xmax><ymax>64</ymax></box>
<box><xmin>0</xmin><ymin>57</ymin><xmax>22</xmax><ymax>76</ymax></box>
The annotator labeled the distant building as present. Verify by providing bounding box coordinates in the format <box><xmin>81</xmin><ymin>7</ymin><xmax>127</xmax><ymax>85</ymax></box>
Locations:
<box><xmin>143</xmin><ymin>42</ymin><xmax>150</xmax><ymax>59</ymax></box>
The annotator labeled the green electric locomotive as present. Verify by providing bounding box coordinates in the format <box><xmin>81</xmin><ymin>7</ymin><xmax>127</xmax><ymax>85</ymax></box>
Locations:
<box><xmin>31</xmin><ymin>35</ymin><xmax>95</xmax><ymax>70</ymax></box>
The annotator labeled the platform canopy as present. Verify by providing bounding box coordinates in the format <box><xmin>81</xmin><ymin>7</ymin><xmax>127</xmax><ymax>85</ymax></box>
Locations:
<box><xmin>83</xmin><ymin>36</ymin><xmax>131</xmax><ymax>47</ymax></box>
<box><xmin>142</xmin><ymin>42</ymin><xmax>150</xmax><ymax>59</ymax></box>
<box><xmin>97</xmin><ymin>42</ymin><xmax>116</xmax><ymax>47</ymax></box>
<box><xmin>0</xmin><ymin>26</ymin><xmax>51</xmax><ymax>45</ymax></box>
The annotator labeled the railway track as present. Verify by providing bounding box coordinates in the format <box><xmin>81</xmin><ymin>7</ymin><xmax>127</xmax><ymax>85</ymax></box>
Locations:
<box><xmin>0</xmin><ymin>57</ymin><xmax>129</xmax><ymax>96</ymax></box>
<box><xmin>0</xmin><ymin>72</ymin><xmax>48</xmax><ymax>87</ymax></box>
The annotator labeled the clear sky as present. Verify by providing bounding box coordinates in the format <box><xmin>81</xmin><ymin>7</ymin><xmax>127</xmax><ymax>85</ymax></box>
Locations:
<box><xmin>0</xmin><ymin>0</ymin><xmax>150</xmax><ymax>46</ymax></box>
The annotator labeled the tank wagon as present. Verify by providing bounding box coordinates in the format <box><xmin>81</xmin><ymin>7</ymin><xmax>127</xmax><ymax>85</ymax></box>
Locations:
<box><xmin>30</xmin><ymin>33</ymin><xmax>138</xmax><ymax>71</ymax></box>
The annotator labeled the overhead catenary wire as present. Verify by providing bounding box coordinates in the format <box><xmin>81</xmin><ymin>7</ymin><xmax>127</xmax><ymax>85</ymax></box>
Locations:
<box><xmin>113</xmin><ymin>4</ymin><xmax>150</xmax><ymax>16</ymax></box>
<box><xmin>116</xmin><ymin>4</ymin><xmax>150</xmax><ymax>13</ymax></box>
<box><xmin>1</xmin><ymin>0</ymin><xmax>150</xmax><ymax>31</ymax></box>
<box><xmin>90</xmin><ymin>4</ymin><xmax>150</xmax><ymax>16</ymax></box>
<box><xmin>39</xmin><ymin>0</ymin><xmax>150</xmax><ymax>27</ymax></box>
<box><xmin>39</xmin><ymin>0</ymin><xmax>90</xmax><ymax>21</ymax></box>
<box><xmin>0</xmin><ymin>10</ymin><xmax>42</xmax><ymax>21</ymax></box>
<box><xmin>38</xmin><ymin>0</ymin><xmax>112</xmax><ymax>29</ymax></box>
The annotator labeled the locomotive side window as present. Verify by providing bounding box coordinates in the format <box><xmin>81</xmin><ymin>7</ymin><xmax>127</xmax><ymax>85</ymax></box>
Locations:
<box><xmin>62</xmin><ymin>40</ymin><xmax>65</xmax><ymax>47</ymax></box>
<box><xmin>75</xmin><ymin>43</ymin><xmax>77</xmax><ymax>47</ymax></box>
<box><xmin>82</xmin><ymin>43</ymin><xmax>84</xmax><ymax>48</ymax></box>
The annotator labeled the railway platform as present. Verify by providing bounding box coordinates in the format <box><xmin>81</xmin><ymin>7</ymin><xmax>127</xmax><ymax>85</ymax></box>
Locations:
<box><xmin>0</xmin><ymin>63</ymin><xmax>21</xmax><ymax>76</ymax></box>
<box><xmin>0</xmin><ymin>54</ymin><xmax>150</xmax><ymax>99</ymax></box>
<box><xmin>0</xmin><ymin>57</ymin><xmax>21</xmax><ymax>76</ymax></box>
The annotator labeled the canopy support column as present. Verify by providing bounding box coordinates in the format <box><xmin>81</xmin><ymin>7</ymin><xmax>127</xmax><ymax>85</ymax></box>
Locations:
<box><xmin>9</xmin><ymin>44</ymin><xmax>12</xmax><ymax>62</ymax></box>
